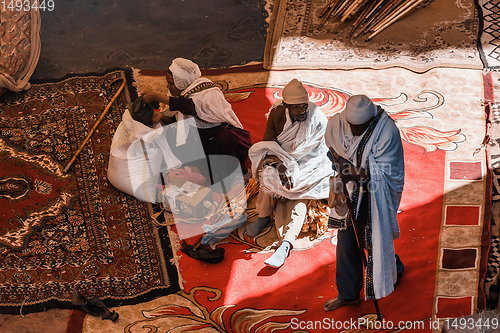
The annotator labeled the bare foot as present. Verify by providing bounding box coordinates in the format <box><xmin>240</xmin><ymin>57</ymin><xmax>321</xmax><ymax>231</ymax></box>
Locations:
<box><xmin>324</xmin><ymin>298</ymin><xmax>360</xmax><ymax>312</ymax></box>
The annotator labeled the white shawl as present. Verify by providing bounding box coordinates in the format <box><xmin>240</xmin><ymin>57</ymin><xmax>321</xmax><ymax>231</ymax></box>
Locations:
<box><xmin>163</xmin><ymin>77</ymin><xmax>243</xmax><ymax>146</ymax></box>
<box><xmin>249</xmin><ymin>102</ymin><xmax>334</xmax><ymax>200</ymax></box>
<box><xmin>325</xmin><ymin>110</ymin><xmax>405</xmax><ymax>300</ymax></box>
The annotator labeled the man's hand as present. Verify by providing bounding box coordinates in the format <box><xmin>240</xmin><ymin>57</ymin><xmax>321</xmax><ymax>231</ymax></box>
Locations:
<box><xmin>152</xmin><ymin>111</ymin><xmax>175</xmax><ymax>125</ymax></box>
<box><xmin>141</xmin><ymin>92</ymin><xmax>157</xmax><ymax>105</ymax></box>
<box><xmin>152</xmin><ymin>111</ymin><xmax>164</xmax><ymax>124</ymax></box>
<box><xmin>330</xmin><ymin>150</ymin><xmax>367</xmax><ymax>184</ymax></box>
<box><xmin>258</xmin><ymin>155</ymin><xmax>293</xmax><ymax>189</ymax></box>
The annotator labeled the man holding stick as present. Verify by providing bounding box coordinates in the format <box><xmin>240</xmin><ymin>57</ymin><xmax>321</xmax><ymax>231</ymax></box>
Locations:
<box><xmin>323</xmin><ymin>94</ymin><xmax>405</xmax><ymax>311</ymax></box>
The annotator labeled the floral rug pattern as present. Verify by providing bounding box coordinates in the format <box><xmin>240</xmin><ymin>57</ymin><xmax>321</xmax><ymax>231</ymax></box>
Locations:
<box><xmin>0</xmin><ymin>71</ymin><xmax>179</xmax><ymax>314</ymax></box>
<box><xmin>263</xmin><ymin>0</ymin><xmax>483</xmax><ymax>72</ymax></box>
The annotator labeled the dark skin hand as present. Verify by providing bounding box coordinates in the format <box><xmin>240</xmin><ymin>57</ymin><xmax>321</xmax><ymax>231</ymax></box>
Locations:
<box><xmin>330</xmin><ymin>149</ymin><xmax>367</xmax><ymax>184</ymax></box>
<box><xmin>256</xmin><ymin>102</ymin><xmax>309</xmax><ymax>189</ymax></box>
<box><xmin>330</xmin><ymin>115</ymin><xmax>373</xmax><ymax>182</ymax></box>
<box><xmin>258</xmin><ymin>154</ymin><xmax>292</xmax><ymax>189</ymax></box>
<box><xmin>141</xmin><ymin>71</ymin><xmax>183</xmax><ymax>125</ymax></box>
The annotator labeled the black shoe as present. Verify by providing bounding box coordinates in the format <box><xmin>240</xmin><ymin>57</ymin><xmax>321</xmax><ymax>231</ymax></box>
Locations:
<box><xmin>72</xmin><ymin>291</ymin><xmax>119</xmax><ymax>321</ymax></box>
<box><xmin>181</xmin><ymin>240</ymin><xmax>225</xmax><ymax>264</ymax></box>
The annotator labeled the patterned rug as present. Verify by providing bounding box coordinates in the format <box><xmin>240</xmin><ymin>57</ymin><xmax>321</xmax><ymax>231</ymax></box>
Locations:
<box><xmin>263</xmin><ymin>0</ymin><xmax>483</xmax><ymax>72</ymax></box>
<box><xmin>477</xmin><ymin>0</ymin><xmax>500</xmax><ymax>70</ymax></box>
<box><xmin>484</xmin><ymin>70</ymin><xmax>500</xmax><ymax>309</ymax></box>
<box><xmin>0</xmin><ymin>71</ymin><xmax>180</xmax><ymax>314</ymax></box>
<box><xmin>76</xmin><ymin>66</ymin><xmax>490</xmax><ymax>332</ymax></box>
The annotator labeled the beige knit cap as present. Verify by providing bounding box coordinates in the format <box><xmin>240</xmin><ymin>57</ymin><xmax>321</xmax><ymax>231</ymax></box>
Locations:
<box><xmin>344</xmin><ymin>94</ymin><xmax>377</xmax><ymax>125</ymax></box>
<box><xmin>282</xmin><ymin>78</ymin><xmax>309</xmax><ymax>104</ymax></box>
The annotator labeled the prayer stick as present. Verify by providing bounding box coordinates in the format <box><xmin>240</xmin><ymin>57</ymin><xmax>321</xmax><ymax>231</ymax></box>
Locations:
<box><xmin>320</xmin><ymin>0</ymin><xmax>336</xmax><ymax>17</ymax></box>
<box><xmin>353</xmin><ymin>0</ymin><xmax>396</xmax><ymax>37</ymax></box>
<box><xmin>367</xmin><ymin>0</ymin><xmax>424</xmax><ymax>40</ymax></box>
<box><xmin>63</xmin><ymin>77</ymin><xmax>126</xmax><ymax>173</ymax></box>
<box><xmin>351</xmin><ymin>0</ymin><xmax>388</xmax><ymax>37</ymax></box>
<box><xmin>357</xmin><ymin>0</ymin><xmax>401</xmax><ymax>36</ymax></box>
<box><xmin>370</xmin><ymin>0</ymin><xmax>417</xmax><ymax>32</ymax></box>
<box><xmin>319</xmin><ymin>3</ymin><xmax>337</xmax><ymax>28</ymax></box>
<box><xmin>334</xmin><ymin>0</ymin><xmax>356</xmax><ymax>17</ymax></box>
<box><xmin>364</xmin><ymin>0</ymin><xmax>388</xmax><ymax>20</ymax></box>
<box><xmin>340</xmin><ymin>0</ymin><xmax>365</xmax><ymax>22</ymax></box>
<box><xmin>347</xmin><ymin>0</ymin><xmax>377</xmax><ymax>37</ymax></box>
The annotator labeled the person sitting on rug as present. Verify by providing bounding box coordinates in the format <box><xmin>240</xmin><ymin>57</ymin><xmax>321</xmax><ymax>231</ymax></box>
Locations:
<box><xmin>141</xmin><ymin>57</ymin><xmax>252</xmax><ymax>179</ymax></box>
<box><xmin>245</xmin><ymin>78</ymin><xmax>334</xmax><ymax>268</ymax></box>
<box><xmin>323</xmin><ymin>94</ymin><xmax>405</xmax><ymax>311</ymax></box>
<box><xmin>107</xmin><ymin>95</ymin><xmax>182</xmax><ymax>203</ymax></box>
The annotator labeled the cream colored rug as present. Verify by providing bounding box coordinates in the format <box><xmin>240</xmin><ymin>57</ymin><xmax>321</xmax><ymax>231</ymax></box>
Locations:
<box><xmin>263</xmin><ymin>0</ymin><xmax>483</xmax><ymax>72</ymax></box>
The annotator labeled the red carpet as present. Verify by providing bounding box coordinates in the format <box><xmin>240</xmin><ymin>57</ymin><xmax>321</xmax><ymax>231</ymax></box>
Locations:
<box><xmin>0</xmin><ymin>71</ymin><xmax>180</xmax><ymax>315</ymax></box>
<box><xmin>78</xmin><ymin>66</ymin><xmax>489</xmax><ymax>333</ymax></box>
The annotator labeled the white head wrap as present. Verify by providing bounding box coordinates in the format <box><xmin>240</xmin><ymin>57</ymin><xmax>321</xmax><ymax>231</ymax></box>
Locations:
<box><xmin>282</xmin><ymin>78</ymin><xmax>309</xmax><ymax>104</ymax></box>
<box><xmin>169</xmin><ymin>58</ymin><xmax>202</xmax><ymax>90</ymax></box>
<box><xmin>344</xmin><ymin>94</ymin><xmax>377</xmax><ymax>125</ymax></box>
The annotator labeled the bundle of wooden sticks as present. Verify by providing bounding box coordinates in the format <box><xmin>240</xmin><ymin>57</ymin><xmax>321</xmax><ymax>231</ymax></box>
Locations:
<box><xmin>318</xmin><ymin>0</ymin><xmax>434</xmax><ymax>40</ymax></box>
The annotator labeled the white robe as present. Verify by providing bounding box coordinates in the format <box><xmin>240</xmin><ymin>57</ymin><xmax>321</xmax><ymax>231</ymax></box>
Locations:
<box><xmin>107</xmin><ymin>109</ymin><xmax>181</xmax><ymax>202</ymax></box>
<box><xmin>249</xmin><ymin>102</ymin><xmax>334</xmax><ymax>200</ymax></box>
<box><xmin>325</xmin><ymin>110</ymin><xmax>405</xmax><ymax>300</ymax></box>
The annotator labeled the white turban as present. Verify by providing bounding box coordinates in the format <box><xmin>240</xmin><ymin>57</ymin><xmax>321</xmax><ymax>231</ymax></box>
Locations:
<box><xmin>169</xmin><ymin>58</ymin><xmax>202</xmax><ymax>90</ymax></box>
<box><xmin>344</xmin><ymin>94</ymin><xmax>377</xmax><ymax>125</ymax></box>
<box><xmin>282</xmin><ymin>78</ymin><xmax>309</xmax><ymax>104</ymax></box>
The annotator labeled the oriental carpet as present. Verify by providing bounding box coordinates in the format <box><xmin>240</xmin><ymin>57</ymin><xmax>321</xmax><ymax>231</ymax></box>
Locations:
<box><xmin>0</xmin><ymin>70</ymin><xmax>180</xmax><ymax>314</ymax></box>
<box><xmin>263</xmin><ymin>0</ymin><xmax>483</xmax><ymax>72</ymax></box>
<box><xmin>76</xmin><ymin>66</ymin><xmax>490</xmax><ymax>333</ymax></box>
<box><xmin>477</xmin><ymin>0</ymin><xmax>500</xmax><ymax>70</ymax></box>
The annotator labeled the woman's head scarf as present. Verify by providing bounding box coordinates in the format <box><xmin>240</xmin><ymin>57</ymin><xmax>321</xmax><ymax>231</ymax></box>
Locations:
<box><xmin>169</xmin><ymin>58</ymin><xmax>202</xmax><ymax>90</ymax></box>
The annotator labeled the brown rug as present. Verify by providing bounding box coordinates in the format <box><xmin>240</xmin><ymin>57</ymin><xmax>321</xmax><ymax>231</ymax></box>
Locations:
<box><xmin>264</xmin><ymin>0</ymin><xmax>483</xmax><ymax>72</ymax></box>
<box><xmin>0</xmin><ymin>70</ymin><xmax>180</xmax><ymax>314</ymax></box>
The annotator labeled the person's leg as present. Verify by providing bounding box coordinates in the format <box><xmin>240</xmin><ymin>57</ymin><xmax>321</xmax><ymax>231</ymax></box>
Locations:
<box><xmin>324</xmin><ymin>226</ymin><xmax>363</xmax><ymax>311</ymax></box>
<box><xmin>274</xmin><ymin>199</ymin><xmax>308</xmax><ymax>247</ymax></box>
<box><xmin>201</xmin><ymin>124</ymin><xmax>251</xmax><ymax>175</ymax></box>
<box><xmin>325</xmin><ymin>187</ymin><xmax>368</xmax><ymax>311</ymax></box>
<box><xmin>264</xmin><ymin>199</ymin><xmax>308</xmax><ymax>268</ymax></box>
<box><xmin>246</xmin><ymin>191</ymin><xmax>275</xmax><ymax>237</ymax></box>
<box><xmin>394</xmin><ymin>254</ymin><xmax>404</xmax><ymax>288</ymax></box>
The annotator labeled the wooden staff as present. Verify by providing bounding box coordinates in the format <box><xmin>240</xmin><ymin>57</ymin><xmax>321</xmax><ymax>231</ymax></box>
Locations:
<box><xmin>367</xmin><ymin>0</ymin><xmax>424</xmax><ymax>40</ymax></box>
<box><xmin>334</xmin><ymin>0</ymin><xmax>356</xmax><ymax>17</ymax></box>
<box><xmin>340</xmin><ymin>0</ymin><xmax>365</xmax><ymax>22</ymax></box>
<box><xmin>320</xmin><ymin>0</ymin><xmax>336</xmax><ymax>17</ymax></box>
<box><xmin>357</xmin><ymin>0</ymin><xmax>401</xmax><ymax>36</ymax></box>
<box><xmin>370</xmin><ymin>0</ymin><xmax>417</xmax><ymax>31</ymax></box>
<box><xmin>63</xmin><ymin>77</ymin><xmax>126</xmax><ymax>173</ymax></box>
<box><xmin>319</xmin><ymin>1</ymin><xmax>338</xmax><ymax>28</ymax></box>
<box><xmin>347</xmin><ymin>0</ymin><xmax>377</xmax><ymax>37</ymax></box>
<box><xmin>353</xmin><ymin>0</ymin><xmax>395</xmax><ymax>37</ymax></box>
<box><xmin>350</xmin><ymin>0</ymin><xmax>387</xmax><ymax>37</ymax></box>
<box><xmin>330</xmin><ymin>149</ymin><xmax>383</xmax><ymax>321</ymax></box>
<box><xmin>364</xmin><ymin>0</ymin><xmax>389</xmax><ymax>20</ymax></box>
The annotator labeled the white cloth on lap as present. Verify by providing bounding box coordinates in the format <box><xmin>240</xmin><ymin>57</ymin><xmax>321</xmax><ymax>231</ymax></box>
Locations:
<box><xmin>248</xmin><ymin>102</ymin><xmax>334</xmax><ymax>200</ymax></box>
